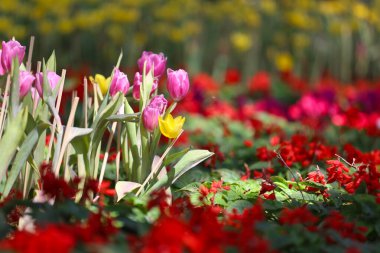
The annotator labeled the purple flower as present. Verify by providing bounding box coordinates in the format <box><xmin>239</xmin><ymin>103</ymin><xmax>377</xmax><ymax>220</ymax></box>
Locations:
<box><xmin>19</xmin><ymin>71</ymin><xmax>35</xmax><ymax>98</ymax></box>
<box><xmin>35</xmin><ymin>71</ymin><xmax>61</xmax><ymax>97</ymax></box>
<box><xmin>142</xmin><ymin>106</ymin><xmax>160</xmax><ymax>132</ymax></box>
<box><xmin>133</xmin><ymin>72</ymin><xmax>158</xmax><ymax>100</ymax></box>
<box><xmin>0</xmin><ymin>40</ymin><xmax>25</xmax><ymax>74</ymax></box>
<box><xmin>137</xmin><ymin>51</ymin><xmax>167</xmax><ymax>78</ymax></box>
<box><xmin>167</xmin><ymin>68</ymin><xmax>189</xmax><ymax>101</ymax></box>
<box><xmin>110</xmin><ymin>68</ymin><xmax>129</xmax><ymax>97</ymax></box>
<box><xmin>149</xmin><ymin>94</ymin><xmax>168</xmax><ymax>114</ymax></box>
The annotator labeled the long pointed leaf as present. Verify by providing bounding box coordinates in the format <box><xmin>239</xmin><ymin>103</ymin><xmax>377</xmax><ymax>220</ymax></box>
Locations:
<box><xmin>0</xmin><ymin>108</ymin><xmax>28</xmax><ymax>185</ymax></box>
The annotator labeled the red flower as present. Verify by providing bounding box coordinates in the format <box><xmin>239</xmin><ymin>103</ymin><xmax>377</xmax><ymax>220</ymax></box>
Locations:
<box><xmin>249</xmin><ymin>71</ymin><xmax>271</xmax><ymax>93</ymax></box>
<box><xmin>224</xmin><ymin>68</ymin><xmax>241</xmax><ymax>85</ymax></box>
<box><xmin>243</xmin><ymin>139</ymin><xmax>253</xmax><ymax>148</ymax></box>
<box><xmin>256</xmin><ymin>147</ymin><xmax>276</xmax><ymax>162</ymax></box>
<box><xmin>279</xmin><ymin>206</ymin><xmax>319</xmax><ymax>227</ymax></box>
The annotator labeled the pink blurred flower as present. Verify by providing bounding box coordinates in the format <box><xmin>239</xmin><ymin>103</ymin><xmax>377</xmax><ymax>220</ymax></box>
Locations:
<box><xmin>35</xmin><ymin>71</ymin><xmax>61</xmax><ymax>97</ymax></box>
<box><xmin>19</xmin><ymin>70</ymin><xmax>35</xmax><ymax>97</ymax></box>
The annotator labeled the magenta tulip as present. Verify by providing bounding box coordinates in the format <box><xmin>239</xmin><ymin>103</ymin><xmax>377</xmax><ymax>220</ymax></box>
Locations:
<box><xmin>0</xmin><ymin>40</ymin><xmax>25</xmax><ymax>74</ymax></box>
<box><xmin>137</xmin><ymin>51</ymin><xmax>167</xmax><ymax>78</ymax></box>
<box><xmin>167</xmin><ymin>68</ymin><xmax>189</xmax><ymax>101</ymax></box>
<box><xmin>132</xmin><ymin>72</ymin><xmax>158</xmax><ymax>100</ymax></box>
<box><xmin>142</xmin><ymin>106</ymin><xmax>160</xmax><ymax>132</ymax></box>
<box><xmin>35</xmin><ymin>71</ymin><xmax>61</xmax><ymax>97</ymax></box>
<box><xmin>19</xmin><ymin>71</ymin><xmax>35</xmax><ymax>97</ymax></box>
<box><xmin>110</xmin><ymin>68</ymin><xmax>129</xmax><ymax>97</ymax></box>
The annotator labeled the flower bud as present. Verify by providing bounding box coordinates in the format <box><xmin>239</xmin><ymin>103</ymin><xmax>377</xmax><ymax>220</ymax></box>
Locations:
<box><xmin>110</xmin><ymin>68</ymin><xmax>129</xmax><ymax>97</ymax></box>
<box><xmin>167</xmin><ymin>69</ymin><xmax>189</xmax><ymax>101</ymax></box>
<box><xmin>30</xmin><ymin>87</ymin><xmax>40</xmax><ymax>103</ymax></box>
<box><xmin>142</xmin><ymin>105</ymin><xmax>160</xmax><ymax>132</ymax></box>
<box><xmin>35</xmin><ymin>71</ymin><xmax>61</xmax><ymax>97</ymax></box>
<box><xmin>137</xmin><ymin>51</ymin><xmax>167</xmax><ymax>78</ymax></box>
<box><xmin>148</xmin><ymin>94</ymin><xmax>167</xmax><ymax>114</ymax></box>
<box><xmin>133</xmin><ymin>72</ymin><xmax>159</xmax><ymax>100</ymax></box>
<box><xmin>19</xmin><ymin>71</ymin><xmax>35</xmax><ymax>98</ymax></box>
<box><xmin>1</xmin><ymin>40</ymin><xmax>26</xmax><ymax>74</ymax></box>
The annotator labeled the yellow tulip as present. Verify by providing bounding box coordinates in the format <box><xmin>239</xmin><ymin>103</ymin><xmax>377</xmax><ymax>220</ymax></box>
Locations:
<box><xmin>89</xmin><ymin>74</ymin><xmax>111</xmax><ymax>95</ymax></box>
<box><xmin>158</xmin><ymin>114</ymin><xmax>185</xmax><ymax>139</ymax></box>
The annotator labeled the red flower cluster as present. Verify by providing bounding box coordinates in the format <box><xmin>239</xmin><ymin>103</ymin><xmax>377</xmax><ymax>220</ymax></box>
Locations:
<box><xmin>326</xmin><ymin>159</ymin><xmax>380</xmax><ymax>195</ymax></box>
<box><xmin>38</xmin><ymin>163</ymin><xmax>79</xmax><ymax>201</ymax></box>
<box><xmin>323</xmin><ymin>211</ymin><xmax>367</xmax><ymax>243</ymax></box>
<box><xmin>134</xmin><ymin>192</ymin><xmax>274</xmax><ymax>253</ymax></box>
<box><xmin>279</xmin><ymin>206</ymin><xmax>318</xmax><ymax>231</ymax></box>
<box><xmin>0</xmin><ymin>213</ymin><xmax>117</xmax><ymax>253</ymax></box>
<box><xmin>278</xmin><ymin>135</ymin><xmax>336</xmax><ymax>167</ymax></box>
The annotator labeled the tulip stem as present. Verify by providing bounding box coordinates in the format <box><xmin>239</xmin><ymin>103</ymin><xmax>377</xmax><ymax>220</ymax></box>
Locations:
<box><xmin>136</xmin><ymin>130</ymin><xmax>183</xmax><ymax>196</ymax></box>
<box><xmin>164</xmin><ymin>102</ymin><xmax>177</xmax><ymax>118</ymax></box>
<box><xmin>83</xmin><ymin>77</ymin><xmax>88</xmax><ymax>128</ymax></box>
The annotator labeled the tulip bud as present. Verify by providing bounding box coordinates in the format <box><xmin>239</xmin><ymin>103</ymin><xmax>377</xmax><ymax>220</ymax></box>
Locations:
<box><xmin>1</xmin><ymin>40</ymin><xmax>26</xmax><ymax>74</ymax></box>
<box><xmin>30</xmin><ymin>87</ymin><xmax>40</xmax><ymax>103</ymax></box>
<box><xmin>35</xmin><ymin>71</ymin><xmax>61</xmax><ymax>98</ymax></box>
<box><xmin>142</xmin><ymin>105</ymin><xmax>160</xmax><ymax>132</ymax></box>
<box><xmin>167</xmin><ymin>68</ymin><xmax>189</xmax><ymax>101</ymax></box>
<box><xmin>110</xmin><ymin>68</ymin><xmax>129</xmax><ymax>97</ymax></box>
<box><xmin>19</xmin><ymin>71</ymin><xmax>35</xmax><ymax>97</ymax></box>
<box><xmin>133</xmin><ymin>72</ymin><xmax>158</xmax><ymax>100</ymax></box>
<box><xmin>137</xmin><ymin>51</ymin><xmax>167</xmax><ymax>78</ymax></box>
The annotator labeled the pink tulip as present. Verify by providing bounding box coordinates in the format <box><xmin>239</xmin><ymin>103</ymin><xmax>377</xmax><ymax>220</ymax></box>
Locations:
<box><xmin>0</xmin><ymin>40</ymin><xmax>25</xmax><ymax>74</ymax></box>
<box><xmin>137</xmin><ymin>51</ymin><xmax>167</xmax><ymax>78</ymax></box>
<box><xmin>132</xmin><ymin>72</ymin><xmax>158</xmax><ymax>100</ymax></box>
<box><xmin>110</xmin><ymin>68</ymin><xmax>129</xmax><ymax>97</ymax></box>
<box><xmin>19</xmin><ymin>71</ymin><xmax>35</xmax><ymax>97</ymax></box>
<box><xmin>149</xmin><ymin>95</ymin><xmax>167</xmax><ymax>114</ymax></box>
<box><xmin>30</xmin><ymin>87</ymin><xmax>40</xmax><ymax>103</ymax></box>
<box><xmin>167</xmin><ymin>69</ymin><xmax>189</xmax><ymax>101</ymax></box>
<box><xmin>142</xmin><ymin>106</ymin><xmax>160</xmax><ymax>132</ymax></box>
<box><xmin>35</xmin><ymin>71</ymin><xmax>61</xmax><ymax>97</ymax></box>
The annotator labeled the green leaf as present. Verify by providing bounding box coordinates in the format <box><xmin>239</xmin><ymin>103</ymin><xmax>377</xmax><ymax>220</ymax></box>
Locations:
<box><xmin>163</xmin><ymin>148</ymin><xmax>190</xmax><ymax>167</ymax></box>
<box><xmin>226</xmin><ymin>200</ymin><xmax>252</xmax><ymax>213</ymax></box>
<box><xmin>250</xmin><ymin>161</ymin><xmax>271</xmax><ymax>170</ymax></box>
<box><xmin>46</xmin><ymin>51</ymin><xmax>56</xmax><ymax>72</ymax></box>
<box><xmin>215</xmin><ymin>169</ymin><xmax>241</xmax><ymax>183</ymax></box>
<box><xmin>0</xmin><ymin>108</ymin><xmax>28</xmax><ymax>185</ymax></box>
<box><xmin>64</xmin><ymin>127</ymin><xmax>93</xmax><ymax>144</ymax></box>
<box><xmin>3</xmin><ymin>123</ymin><xmax>49</xmax><ymax>197</ymax></box>
<box><xmin>90</xmin><ymin>93</ymin><xmax>123</xmax><ymax>174</ymax></box>
<box><xmin>214</xmin><ymin>192</ymin><xmax>227</xmax><ymax>206</ymax></box>
<box><xmin>106</xmin><ymin>113</ymin><xmax>140</xmax><ymax>122</ymax></box>
<box><xmin>10</xmin><ymin>58</ymin><xmax>20</xmax><ymax>118</ymax></box>
<box><xmin>144</xmin><ymin>150</ymin><xmax>213</xmax><ymax>195</ymax></box>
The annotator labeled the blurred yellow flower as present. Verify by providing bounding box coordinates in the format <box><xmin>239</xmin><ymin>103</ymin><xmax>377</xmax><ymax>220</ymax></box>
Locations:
<box><xmin>158</xmin><ymin>114</ymin><xmax>185</xmax><ymax>139</ymax></box>
<box><xmin>231</xmin><ymin>32</ymin><xmax>252</xmax><ymax>52</ymax></box>
<box><xmin>275</xmin><ymin>53</ymin><xmax>293</xmax><ymax>72</ymax></box>
<box><xmin>353</xmin><ymin>3</ymin><xmax>369</xmax><ymax>20</ymax></box>
<box><xmin>89</xmin><ymin>74</ymin><xmax>111</xmax><ymax>95</ymax></box>
<box><xmin>260</xmin><ymin>0</ymin><xmax>276</xmax><ymax>15</ymax></box>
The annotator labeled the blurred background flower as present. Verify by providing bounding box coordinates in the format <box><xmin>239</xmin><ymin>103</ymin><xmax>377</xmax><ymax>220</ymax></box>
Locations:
<box><xmin>1</xmin><ymin>0</ymin><xmax>380</xmax><ymax>84</ymax></box>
